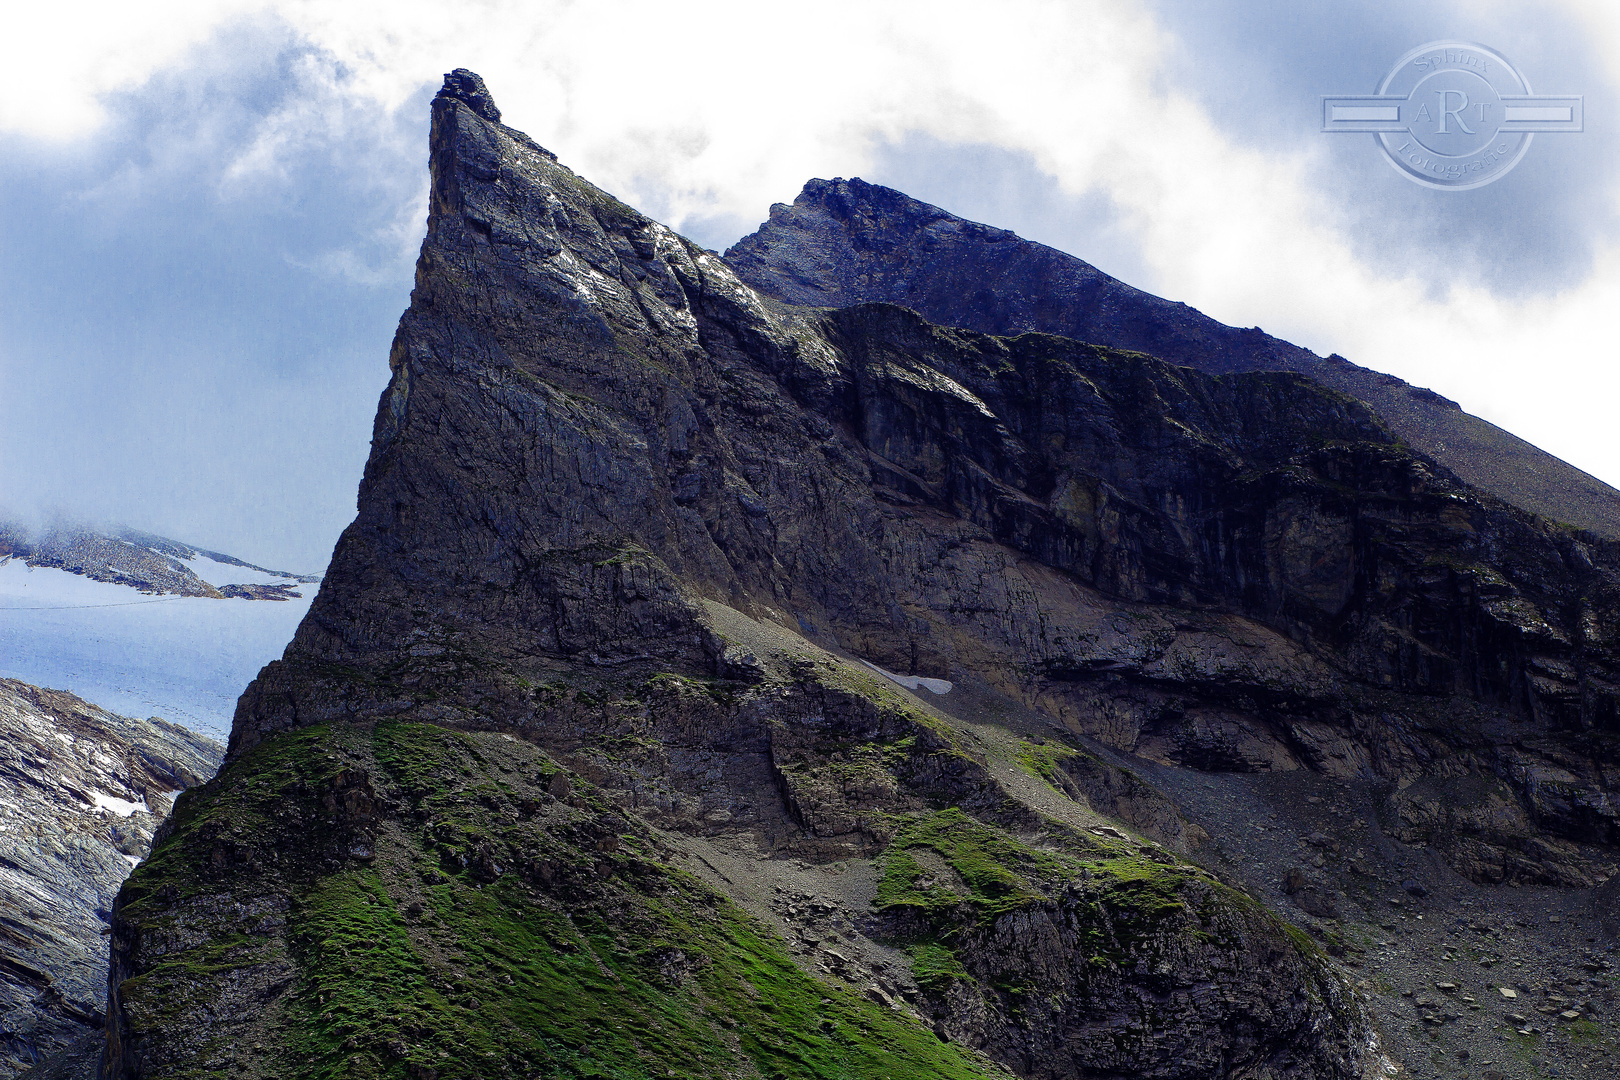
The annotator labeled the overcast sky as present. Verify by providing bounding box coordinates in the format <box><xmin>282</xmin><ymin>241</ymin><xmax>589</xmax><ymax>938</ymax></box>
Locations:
<box><xmin>1</xmin><ymin>0</ymin><xmax>1616</xmax><ymax>571</ymax></box>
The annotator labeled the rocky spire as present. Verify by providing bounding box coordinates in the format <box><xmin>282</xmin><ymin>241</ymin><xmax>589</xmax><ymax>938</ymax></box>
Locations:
<box><xmin>101</xmin><ymin>69</ymin><xmax>1620</xmax><ymax>1080</ymax></box>
<box><xmin>436</xmin><ymin>67</ymin><xmax>501</xmax><ymax>123</ymax></box>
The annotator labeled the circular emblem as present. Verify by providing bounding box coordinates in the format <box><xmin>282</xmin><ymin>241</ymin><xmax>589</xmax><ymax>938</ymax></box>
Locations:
<box><xmin>1322</xmin><ymin>41</ymin><xmax>1581</xmax><ymax>191</ymax></box>
<box><xmin>1377</xmin><ymin>41</ymin><xmax>1531</xmax><ymax>190</ymax></box>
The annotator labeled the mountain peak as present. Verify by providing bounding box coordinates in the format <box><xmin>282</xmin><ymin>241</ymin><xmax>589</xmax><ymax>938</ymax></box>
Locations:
<box><xmin>100</xmin><ymin>71</ymin><xmax>1620</xmax><ymax>1080</ymax></box>
<box><xmin>436</xmin><ymin>67</ymin><xmax>501</xmax><ymax>123</ymax></box>
<box><xmin>728</xmin><ymin>177</ymin><xmax>1620</xmax><ymax>537</ymax></box>
<box><xmin>794</xmin><ymin>176</ymin><xmax>992</xmax><ymax>232</ymax></box>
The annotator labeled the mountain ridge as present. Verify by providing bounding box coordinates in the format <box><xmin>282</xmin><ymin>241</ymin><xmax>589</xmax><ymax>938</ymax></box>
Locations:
<box><xmin>0</xmin><ymin>519</ymin><xmax>317</xmax><ymax>601</ymax></box>
<box><xmin>724</xmin><ymin>176</ymin><xmax>1620</xmax><ymax>539</ymax></box>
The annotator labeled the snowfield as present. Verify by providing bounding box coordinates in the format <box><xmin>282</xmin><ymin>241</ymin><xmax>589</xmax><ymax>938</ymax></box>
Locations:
<box><xmin>178</xmin><ymin>553</ymin><xmax>304</xmax><ymax>589</ymax></box>
<box><xmin>90</xmin><ymin>791</ymin><xmax>149</xmax><ymax>816</ymax></box>
<box><xmin>0</xmin><ymin>558</ymin><xmax>315</xmax><ymax>738</ymax></box>
<box><xmin>858</xmin><ymin>657</ymin><xmax>953</xmax><ymax>695</ymax></box>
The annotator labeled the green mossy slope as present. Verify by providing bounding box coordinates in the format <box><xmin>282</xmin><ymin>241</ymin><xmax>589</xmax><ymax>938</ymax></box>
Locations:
<box><xmin>111</xmin><ymin>718</ymin><xmax>1009</xmax><ymax>1080</ymax></box>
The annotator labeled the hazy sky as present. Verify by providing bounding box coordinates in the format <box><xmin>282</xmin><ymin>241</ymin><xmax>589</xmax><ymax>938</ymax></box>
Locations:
<box><xmin>2</xmin><ymin>0</ymin><xmax>1617</xmax><ymax>571</ymax></box>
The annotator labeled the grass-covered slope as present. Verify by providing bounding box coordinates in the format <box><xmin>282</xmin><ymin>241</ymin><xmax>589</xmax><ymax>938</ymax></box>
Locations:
<box><xmin>109</xmin><ymin>636</ymin><xmax>1368</xmax><ymax>1079</ymax></box>
<box><xmin>110</xmin><ymin>712</ymin><xmax>1010</xmax><ymax>1080</ymax></box>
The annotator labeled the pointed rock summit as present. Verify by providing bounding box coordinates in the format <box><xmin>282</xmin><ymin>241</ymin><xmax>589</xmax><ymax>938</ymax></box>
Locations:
<box><xmin>98</xmin><ymin>71</ymin><xmax>1620</xmax><ymax>1080</ymax></box>
<box><xmin>437</xmin><ymin>66</ymin><xmax>501</xmax><ymax>123</ymax></box>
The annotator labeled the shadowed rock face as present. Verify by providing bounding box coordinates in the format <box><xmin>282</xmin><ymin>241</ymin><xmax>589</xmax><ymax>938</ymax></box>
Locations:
<box><xmin>100</xmin><ymin>69</ymin><xmax>1620</xmax><ymax>1079</ymax></box>
<box><xmin>725</xmin><ymin>180</ymin><xmax>1620</xmax><ymax>887</ymax></box>
<box><xmin>0</xmin><ymin>680</ymin><xmax>220</xmax><ymax>1076</ymax></box>
<box><xmin>724</xmin><ymin>177</ymin><xmax>1620</xmax><ymax>540</ymax></box>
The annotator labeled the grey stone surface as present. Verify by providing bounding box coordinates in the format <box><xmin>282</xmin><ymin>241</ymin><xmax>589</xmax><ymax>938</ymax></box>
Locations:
<box><xmin>0</xmin><ymin>679</ymin><xmax>220</xmax><ymax>1076</ymax></box>
<box><xmin>725</xmin><ymin>177</ymin><xmax>1620</xmax><ymax>539</ymax></box>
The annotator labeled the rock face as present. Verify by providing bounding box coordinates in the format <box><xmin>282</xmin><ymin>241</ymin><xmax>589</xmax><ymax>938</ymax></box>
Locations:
<box><xmin>724</xmin><ymin>177</ymin><xmax>1620</xmax><ymax>539</ymax></box>
<box><xmin>0</xmin><ymin>679</ymin><xmax>221</xmax><ymax>1076</ymax></box>
<box><xmin>100</xmin><ymin>71</ymin><xmax>1383</xmax><ymax>1080</ymax></box>
<box><xmin>103</xmin><ymin>70</ymin><xmax>1620</xmax><ymax>1078</ymax></box>
<box><xmin>725</xmin><ymin>177</ymin><xmax>1620</xmax><ymax>889</ymax></box>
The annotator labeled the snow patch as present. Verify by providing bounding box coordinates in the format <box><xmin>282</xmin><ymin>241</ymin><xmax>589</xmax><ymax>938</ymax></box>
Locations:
<box><xmin>0</xmin><ymin>559</ymin><xmax>153</xmax><ymax>607</ymax></box>
<box><xmin>858</xmin><ymin>658</ymin><xmax>952</xmax><ymax>695</ymax></box>
<box><xmin>91</xmin><ymin>792</ymin><xmax>148</xmax><ymax>817</ymax></box>
<box><xmin>178</xmin><ymin>554</ymin><xmax>301</xmax><ymax>589</ymax></box>
<box><xmin>0</xmin><ymin>557</ymin><xmax>316</xmax><ymax>738</ymax></box>
<box><xmin>123</xmin><ymin>854</ymin><xmax>142</xmax><ymax>868</ymax></box>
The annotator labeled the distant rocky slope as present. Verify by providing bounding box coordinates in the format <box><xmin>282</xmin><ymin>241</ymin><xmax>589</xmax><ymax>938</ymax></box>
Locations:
<box><xmin>101</xmin><ymin>70</ymin><xmax>1620</xmax><ymax>1080</ymax></box>
<box><xmin>0</xmin><ymin>679</ymin><xmax>221</xmax><ymax>1076</ymax></box>
<box><xmin>0</xmin><ymin>520</ymin><xmax>315</xmax><ymax>600</ymax></box>
<box><xmin>724</xmin><ymin>177</ymin><xmax>1620</xmax><ymax>540</ymax></box>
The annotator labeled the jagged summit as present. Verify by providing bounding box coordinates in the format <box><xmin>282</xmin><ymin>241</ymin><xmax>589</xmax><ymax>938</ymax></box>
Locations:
<box><xmin>726</xmin><ymin>177</ymin><xmax>1223</xmax><ymax>353</ymax></box>
<box><xmin>436</xmin><ymin>67</ymin><xmax>501</xmax><ymax>123</ymax></box>
<box><xmin>97</xmin><ymin>72</ymin><xmax>1620</xmax><ymax>1080</ymax></box>
<box><xmin>726</xmin><ymin>177</ymin><xmax>1620</xmax><ymax>538</ymax></box>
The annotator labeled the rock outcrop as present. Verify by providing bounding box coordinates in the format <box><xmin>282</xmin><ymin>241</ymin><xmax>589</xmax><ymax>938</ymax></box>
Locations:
<box><xmin>725</xmin><ymin>178</ymin><xmax>1620</xmax><ymax>890</ymax></box>
<box><xmin>0</xmin><ymin>680</ymin><xmax>221</xmax><ymax>1076</ymax></box>
<box><xmin>101</xmin><ymin>68</ymin><xmax>1620</xmax><ymax>1078</ymax></box>
<box><xmin>0</xmin><ymin>520</ymin><xmax>315</xmax><ymax>599</ymax></box>
<box><xmin>724</xmin><ymin>177</ymin><xmax>1620</xmax><ymax>539</ymax></box>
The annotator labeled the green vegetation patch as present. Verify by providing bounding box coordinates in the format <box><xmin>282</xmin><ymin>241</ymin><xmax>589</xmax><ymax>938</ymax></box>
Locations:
<box><xmin>906</xmin><ymin>941</ymin><xmax>971</xmax><ymax>992</ymax></box>
<box><xmin>876</xmin><ymin>808</ymin><xmax>1056</xmax><ymax>921</ymax></box>
<box><xmin>122</xmin><ymin>722</ymin><xmax>358</xmax><ymax>911</ymax></box>
<box><xmin>1014</xmin><ymin>740</ymin><xmax>1078</xmax><ymax>789</ymax></box>
<box><xmin>282</xmin><ymin>869</ymin><xmax>450</xmax><ymax>1078</ymax></box>
<box><xmin>874</xmin><ymin>805</ymin><xmax>1300</xmax><ymax>1001</ymax></box>
<box><xmin>120</xmin><ymin>714</ymin><xmax>1011</xmax><ymax>1078</ymax></box>
<box><xmin>370</xmin><ymin>716</ymin><xmax>484</xmax><ymax>803</ymax></box>
<box><xmin>876</xmin><ymin>807</ymin><xmax>1211</xmax><ymax>930</ymax></box>
<box><xmin>287</xmin><ymin>718</ymin><xmax>1007</xmax><ymax>1080</ymax></box>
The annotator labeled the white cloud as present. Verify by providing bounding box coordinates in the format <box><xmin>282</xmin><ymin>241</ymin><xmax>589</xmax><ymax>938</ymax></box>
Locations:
<box><xmin>6</xmin><ymin>0</ymin><xmax>1620</xmax><ymax>488</ymax></box>
<box><xmin>282</xmin><ymin>172</ymin><xmax>432</xmax><ymax>287</ymax></box>
<box><xmin>0</xmin><ymin>0</ymin><xmax>267</xmax><ymax>138</ymax></box>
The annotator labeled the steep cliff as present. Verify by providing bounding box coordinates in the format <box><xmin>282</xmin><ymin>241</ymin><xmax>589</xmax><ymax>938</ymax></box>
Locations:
<box><xmin>104</xmin><ymin>70</ymin><xmax>1620</xmax><ymax>1079</ymax></box>
<box><xmin>725</xmin><ymin>177</ymin><xmax>1620</xmax><ymax>540</ymax></box>
<box><xmin>724</xmin><ymin>179</ymin><xmax>1620</xmax><ymax>891</ymax></box>
<box><xmin>101</xmin><ymin>71</ymin><xmax>1390</xmax><ymax>1080</ymax></box>
<box><xmin>0</xmin><ymin>680</ymin><xmax>220</xmax><ymax>1076</ymax></box>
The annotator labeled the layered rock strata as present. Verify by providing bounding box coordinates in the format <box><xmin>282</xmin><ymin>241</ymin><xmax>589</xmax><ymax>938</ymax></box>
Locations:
<box><xmin>0</xmin><ymin>680</ymin><xmax>220</xmax><ymax>1076</ymax></box>
<box><xmin>724</xmin><ymin>177</ymin><xmax>1620</xmax><ymax>539</ymax></box>
<box><xmin>725</xmin><ymin>178</ymin><xmax>1620</xmax><ymax>890</ymax></box>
